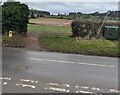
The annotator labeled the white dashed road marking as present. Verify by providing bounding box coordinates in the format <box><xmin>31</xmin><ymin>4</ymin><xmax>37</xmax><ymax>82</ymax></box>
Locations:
<box><xmin>16</xmin><ymin>83</ymin><xmax>36</xmax><ymax>89</ymax></box>
<box><xmin>109</xmin><ymin>89</ymin><xmax>119</xmax><ymax>93</ymax></box>
<box><xmin>91</xmin><ymin>87</ymin><xmax>100</xmax><ymax>91</ymax></box>
<box><xmin>0</xmin><ymin>77</ymin><xmax>11</xmax><ymax>86</ymax></box>
<box><xmin>45</xmin><ymin>87</ymin><xmax>69</xmax><ymax>92</ymax></box>
<box><xmin>62</xmin><ymin>84</ymin><xmax>70</xmax><ymax>88</ymax></box>
<box><xmin>76</xmin><ymin>90</ymin><xmax>93</xmax><ymax>94</ymax></box>
<box><xmin>3</xmin><ymin>82</ymin><xmax>7</xmax><ymax>86</ymax></box>
<box><xmin>47</xmin><ymin>82</ymin><xmax>59</xmax><ymax>86</ymax></box>
<box><xmin>45</xmin><ymin>82</ymin><xmax>70</xmax><ymax>92</ymax></box>
<box><xmin>80</xmin><ymin>86</ymin><xmax>89</xmax><ymax>89</ymax></box>
<box><xmin>21</xmin><ymin>79</ymin><xmax>38</xmax><ymax>84</ymax></box>
<box><xmin>0</xmin><ymin>77</ymin><xmax>11</xmax><ymax>80</ymax></box>
<box><xmin>28</xmin><ymin>57</ymin><xmax>115</xmax><ymax>68</ymax></box>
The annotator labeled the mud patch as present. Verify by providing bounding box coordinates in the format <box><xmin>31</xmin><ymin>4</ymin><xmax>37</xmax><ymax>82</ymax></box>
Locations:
<box><xmin>16</xmin><ymin>66</ymin><xmax>28</xmax><ymax>70</ymax></box>
<box><xmin>23</xmin><ymin>33</ymin><xmax>45</xmax><ymax>51</ymax></box>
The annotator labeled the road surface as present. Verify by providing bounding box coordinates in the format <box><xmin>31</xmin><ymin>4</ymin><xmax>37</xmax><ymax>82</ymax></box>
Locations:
<box><xmin>2</xmin><ymin>48</ymin><xmax>119</xmax><ymax>94</ymax></box>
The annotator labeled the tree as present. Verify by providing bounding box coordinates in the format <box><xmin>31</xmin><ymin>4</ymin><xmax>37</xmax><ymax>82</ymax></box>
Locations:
<box><xmin>30</xmin><ymin>11</ymin><xmax>35</xmax><ymax>19</ymax></box>
<box><xmin>58</xmin><ymin>13</ymin><xmax>60</xmax><ymax>16</ymax></box>
<box><xmin>2</xmin><ymin>2</ymin><xmax>29</xmax><ymax>34</ymax></box>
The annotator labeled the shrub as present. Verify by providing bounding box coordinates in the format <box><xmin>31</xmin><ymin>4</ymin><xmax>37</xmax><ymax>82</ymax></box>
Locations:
<box><xmin>2</xmin><ymin>2</ymin><xmax>29</xmax><ymax>34</ymax></box>
<box><xmin>71</xmin><ymin>20</ymin><xmax>90</xmax><ymax>37</ymax></box>
<box><xmin>71</xmin><ymin>20</ymin><xmax>120</xmax><ymax>38</ymax></box>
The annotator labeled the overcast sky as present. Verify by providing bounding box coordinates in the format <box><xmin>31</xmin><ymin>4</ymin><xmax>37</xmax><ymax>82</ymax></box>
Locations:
<box><xmin>2</xmin><ymin>0</ymin><xmax>119</xmax><ymax>14</ymax></box>
<box><xmin>24</xmin><ymin>2</ymin><xmax>118</xmax><ymax>14</ymax></box>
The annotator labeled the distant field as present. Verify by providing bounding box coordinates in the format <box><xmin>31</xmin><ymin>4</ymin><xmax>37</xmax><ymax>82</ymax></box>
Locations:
<box><xmin>29</xmin><ymin>18</ymin><xmax>118</xmax><ymax>27</ymax></box>
<box><xmin>29</xmin><ymin>18</ymin><xmax>73</xmax><ymax>26</ymax></box>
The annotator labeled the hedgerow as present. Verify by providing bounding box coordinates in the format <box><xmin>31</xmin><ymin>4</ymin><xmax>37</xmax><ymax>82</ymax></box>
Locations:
<box><xmin>71</xmin><ymin>20</ymin><xmax>120</xmax><ymax>38</ymax></box>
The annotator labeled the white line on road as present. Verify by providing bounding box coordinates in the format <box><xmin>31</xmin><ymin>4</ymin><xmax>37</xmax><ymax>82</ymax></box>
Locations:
<box><xmin>28</xmin><ymin>57</ymin><xmax>116</xmax><ymax>68</ymax></box>
<box><xmin>109</xmin><ymin>89</ymin><xmax>119</xmax><ymax>93</ymax></box>
<box><xmin>80</xmin><ymin>86</ymin><xmax>89</xmax><ymax>89</ymax></box>
<box><xmin>3</xmin><ymin>82</ymin><xmax>7</xmax><ymax>86</ymax></box>
<box><xmin>21</xmin><ymin>79</ymin><xmax>38</xmax><ymax>84</ymax></box>
<box><xmin>46</xmin><ymin>82</ymin><xmax>70</xmax><ymax>88</ymax></box>
<box><xmin>45</xmin><ymin>87</ymin><xmax>69</xmax><ymax>92</ymax></box>
<box><xmin>0</xmin><ymin>77</ymin><xmax>11</xmax><ymax>81</ymax></box>
<box><xmin>16</xmin><ymin>83</ymin><xmax>36</xmax><ymax>89</ymax></box>
<box><xmin>47</xmin><ymin>82</ymin><xmax>59</xmax><ymax>86</ymax></box>
<box><xmin>91</xmin><ymin>87</ymin><xmax>100</xmax><ymax>91</ymax></box>
<box><xmin>76</xmin><ymin>90</ymin><xmax>93</xmax><ymax>94</ymax></box>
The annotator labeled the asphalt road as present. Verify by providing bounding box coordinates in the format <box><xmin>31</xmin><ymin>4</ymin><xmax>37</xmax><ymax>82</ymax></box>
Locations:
<box><xmin>2</xmin><ymin>48</ymin><xmax>119</xmax><ymax>94</ymax></box>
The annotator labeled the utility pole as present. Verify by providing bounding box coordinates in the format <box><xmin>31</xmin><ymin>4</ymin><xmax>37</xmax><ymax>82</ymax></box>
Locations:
<box><xmin>97</xmin><ymin>11</ymin><xmax>111</xmax><ymax>37</ymax></box>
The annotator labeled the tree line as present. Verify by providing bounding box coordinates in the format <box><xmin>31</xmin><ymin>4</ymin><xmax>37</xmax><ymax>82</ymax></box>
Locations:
<box><xmin>68</xmin><ymin>11</ymin><xmax>119</xmax><ymax>20</ymax></box>
<box><xmin>29</xmin><ymin>9</ymin><xmax>50</xmax><ymax>19</ymax></box>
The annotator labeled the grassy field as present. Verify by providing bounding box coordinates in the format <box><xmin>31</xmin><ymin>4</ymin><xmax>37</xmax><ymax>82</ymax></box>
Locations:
<box><xmin>28</xmin><ymin>21</ymin><xmax>120</xmax><ymax>57</ymax></box>
<box><xmin>29</xmin><ymin>18</ymin><xmax>72</xmax><ymax>26</ymax></box>
<box><xmin>28</xmin><ymin>24</ymin><xmax>71</xmax><ymax>35</ymax></box>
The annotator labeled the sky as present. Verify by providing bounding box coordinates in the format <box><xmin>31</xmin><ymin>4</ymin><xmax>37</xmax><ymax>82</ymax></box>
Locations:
<box><xmin>26</xmin><ymin>2</ymin><xmax>118</xmax><ymax>14</ymax></box>
<box><xmin>2</xmin><ymin>0</ymin><xmax>119</xmax><ymax>14</ymax></box>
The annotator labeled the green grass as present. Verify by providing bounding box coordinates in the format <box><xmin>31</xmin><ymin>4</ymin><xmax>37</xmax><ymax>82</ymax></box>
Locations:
<box><xmin>28</xmin><ymin>24</ymin><xmax>71</xmax><ymax>35</ymax></box>
<box><xmin>39</xmin><ymin>36</ymin><xmax>119</xmax><ymax>57</ymax></box>
<box><xmin>28</xmin><ymin>24</ymin><xmax>119</xmax><ymax>57</ymax></box>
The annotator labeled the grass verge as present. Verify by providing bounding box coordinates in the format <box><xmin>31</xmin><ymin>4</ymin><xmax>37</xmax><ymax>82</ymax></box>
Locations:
<box><xmin>28</xmin><ymin>24</ymin><xmax>120</xmax><ymax>57</ymax></box>
<box><xmin>2</xmin><ymin>35</ymin><xmax>24</xmax><ymax>48</ymax></box>
<box><xmin>39</xmin><ymin>35</ymin><xmax>119</xmax><ymax>57</ymax></box>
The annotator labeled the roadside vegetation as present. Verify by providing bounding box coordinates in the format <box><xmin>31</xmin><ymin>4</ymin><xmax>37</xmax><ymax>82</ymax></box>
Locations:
<box><xmin>2</xmin><ymin>2</ymin><xmax>29</xmax><ymax>48</ymax></box>
<box><xmin>2</xmin><ymin>35</ymin><xmax>24</xmax><ymax>48</ymax></box>
<box><xmin>39</xmin><ymin>36</ymin><xmax>119</xmax><ymax>57</ymax></box>
<box><xmin>2</xmin><ymin>1</ymin><xmax>119</xmax><ymax>57</ymax></box>
<box><xmin>28</xmin><ymin>22</ymin><xmax>120</xmax><ymax>57</ymax></box>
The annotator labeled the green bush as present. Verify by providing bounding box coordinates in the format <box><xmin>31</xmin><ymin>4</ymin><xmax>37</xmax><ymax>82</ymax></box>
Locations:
<box><xmin>2</xmin><ymin>2</ymin><xmax>29</xmax><ymax>34</ymax></box>
<box><xmin>71</xmin><ymin>20</ymin><xmax>90</xmax><ymax>37</ymax></box>
<box><xmin>71</xmin><ymin>20</ymin><xmax>120</xmax><ymax>38</ymax></box>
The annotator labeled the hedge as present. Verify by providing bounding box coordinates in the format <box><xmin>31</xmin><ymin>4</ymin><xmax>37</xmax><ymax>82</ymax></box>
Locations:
<box><xmin>71</xmin><ymin>20</ymin><xmax>120</xmax><ymax>38</ymax></box>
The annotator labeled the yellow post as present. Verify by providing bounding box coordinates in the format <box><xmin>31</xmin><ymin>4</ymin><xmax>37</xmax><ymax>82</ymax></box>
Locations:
<box><xmin>9</xmin><ymin>31</ymin><xmax>12</xmax><ymax>38</ymax></box>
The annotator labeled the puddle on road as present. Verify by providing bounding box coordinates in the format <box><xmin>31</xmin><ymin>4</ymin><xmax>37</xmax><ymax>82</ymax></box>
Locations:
<box><xmin>16</xmin><ymin>66</ymin><xmax>28</xmax><ymax>70</ymax></box>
